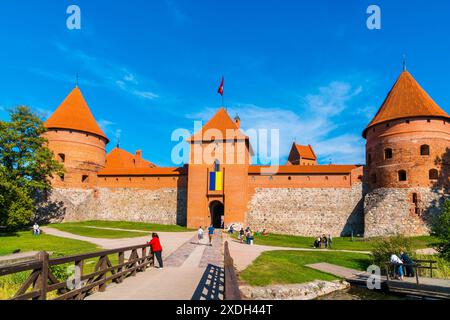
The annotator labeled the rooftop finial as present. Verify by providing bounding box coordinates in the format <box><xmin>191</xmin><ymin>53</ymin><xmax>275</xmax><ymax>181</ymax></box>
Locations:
<box><xmin>115</xmin><ymin>129</ymin><xmax>121</xmax><ymax>148</ymax></box>
<box><xmin>403</xmin><ymin>54</ymin><xmax>407</xmax><ymax>72</ymax></box>
<box><xmin>75</xmin><ymin>73</ymin><xmax>79</xmax><ymax>87</ymax></box>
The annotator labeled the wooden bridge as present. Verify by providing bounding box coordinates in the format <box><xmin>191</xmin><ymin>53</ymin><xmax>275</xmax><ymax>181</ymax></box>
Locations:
<box><xmin>0</xmin><ymin>238</ymin><xmax>242</xmax><ymax>300</ymax></box>
<box><xmin>307</xmin><ymin>262</ymin><xmax>450</xmax><ymax>300</ymax></box>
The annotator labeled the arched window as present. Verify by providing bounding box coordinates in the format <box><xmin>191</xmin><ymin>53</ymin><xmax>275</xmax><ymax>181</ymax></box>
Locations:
<box><xmin>398</xmin><ymin>170</ymin><xmax>407</xmax><ymax>182</ymax></box>
<box><xmin>420</xmin><ymin>145</ymin><xmax>430</xmax><ymax>156</ymax></box>
<box><xmin>57</xmin><ymin>153</ymin><xmax>66</xmax><ymax>163</ymax></box>
<box><xmin>384</xmin><ymin>148</ymin><xmax>393</xmax><ymax>160</ymax></box>
<box><xmin>214</xmin><ymin>159</ymin><xmax>220</xmax><ymax>172</ymax></box>
<box><xmin>429</xmin><ymin>169</ymin><xmax>439</xmax><ymax>180</ymax></box>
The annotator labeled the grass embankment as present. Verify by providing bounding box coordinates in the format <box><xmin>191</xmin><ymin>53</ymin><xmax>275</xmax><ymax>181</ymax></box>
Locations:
<box><xmin>240</xmin><ymin>250</ymin><xmax>372</xmax><ymax>287</ymax></box>
<box><xmin>49</xmin><ymin>220</ymin><xmax>192</xmax><ymax>239</ymax></box>
<box><xmin>234</xmin><ymin>233</ymin><xmax>437</xmax><ymax>251</ymax></box>
<box><xmin>0</xmin><ymin>231</ymin><xmax>105</xmax><ymax>299</ymax></box>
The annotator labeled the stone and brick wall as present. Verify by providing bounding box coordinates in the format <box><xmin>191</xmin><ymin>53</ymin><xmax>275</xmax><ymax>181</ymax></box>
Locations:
<box><xmin>364</xmin><ymin>187</ymin><xmax>448</xmax><ymax>237</ymax></box>
<box><xmin>47</xmin><ymin>187</ymin><xmax>187</xmax><ymax>226</ymax></box>
<box><xmin>245</xmin><ymin>184</ymin><xmax>365</xmax><ymax>237</ymax></box>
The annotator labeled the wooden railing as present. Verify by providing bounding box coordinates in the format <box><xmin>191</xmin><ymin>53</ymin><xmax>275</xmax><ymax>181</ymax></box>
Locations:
<box><xmin>223</xmin><ymin>241</ymin><xmax>241</xmax><ymax>300</ymax></box>
<box><xmin>0</xmin><ymin>244</ymin><xmax>154</xmax><ymax>300</ymax></box>
<box><xmin>385</xmin><ymin>259</ymin><xmax>437</xmax><ymax>286</ymax></box>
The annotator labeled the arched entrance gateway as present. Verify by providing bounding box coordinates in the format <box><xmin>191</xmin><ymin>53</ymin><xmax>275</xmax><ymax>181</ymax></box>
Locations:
<box><xmin>209</xmin><ymin>201</ymin><xmax>224</xmax><ymax>229</ymax></box>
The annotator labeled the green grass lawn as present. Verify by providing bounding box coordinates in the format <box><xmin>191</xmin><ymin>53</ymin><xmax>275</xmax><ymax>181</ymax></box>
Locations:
<box><xmin>0</xmin><ymin>231</ymin><xmax>105</xmax><ymax>300</ymax></box>
<box><xmin>49</xmin><ymin>224</ymin><xmax>147</xmax><ymax>239</ymax></box>
<box><xmin>0</xmin><ymin>231</ymin><xmax>100</xmax><ymax>257</ymax></box>
<box><xmin>239</xmin><ymin>250</ymin><xmax>372</xmax><ymax>287</ymax></box>
<box><xmin>233</xmin><ymin>233</ymin><xmax>438</xmax><ymax>252</ymax></box>
<box><xmin>48</xmin><ymin>220</ymin><xmax>192</xmax><ymax>237</ymax></box>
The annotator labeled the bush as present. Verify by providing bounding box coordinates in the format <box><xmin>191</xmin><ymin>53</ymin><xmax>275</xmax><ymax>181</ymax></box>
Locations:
<box><xmin>431</xmin><ymin>199</ymin><xmax>450</xmax><ymax>262</ymax></box>
<box><xmin>372</xmin><ymin>235</ymin><xmax>416</xmax><ymax>271</ymax></box>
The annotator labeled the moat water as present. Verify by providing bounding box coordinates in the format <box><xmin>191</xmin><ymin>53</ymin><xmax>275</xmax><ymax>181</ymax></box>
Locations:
<box><xmin>317</xmin><ymin>287</ymin><xmax>412</xmax><ymax>300</ymax></box>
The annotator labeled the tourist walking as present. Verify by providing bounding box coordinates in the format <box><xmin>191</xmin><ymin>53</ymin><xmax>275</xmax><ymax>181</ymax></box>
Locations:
<box><xmin>197</xmin><ymin>226</ymin><xmax>204</xmax><ymax>244</ymax></box>
<box><xmin>149</xmin><ymin>233</ymin><xmax>164</xmax><ymax>269</ymax></box>
<box><xmin>390</xmin><ymin>254</ymin><xmax>404</xmax><ymax>280</ymax></box>
<box><xmin>208</xmin><ymin>225</ymin><xmax>215</xmax><ymax>246</ymax></box>
<box><xmin>239</xmin><ymin>228</ymin><xmax>245</xmax><ymax>244</ymax></box>
<box><xmin>328</xmin><ymin>234</ymin><xmax>333</xmax><ymax>249</ymax></box>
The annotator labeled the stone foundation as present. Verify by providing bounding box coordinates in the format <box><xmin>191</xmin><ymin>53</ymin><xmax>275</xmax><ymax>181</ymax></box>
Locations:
<box><xmin>246</xmin><ymin>184</ymin><xmax>365</xmax><ymax>237</ymax></box>
<box><xmin>43</xmin><ymin>187</ymin><xmax>187</xmax><ymax>226</ymax></box>
<box><xmin>364</xmin><ymin>187</ymin><xmax>448</xmax><ymax>237</ymax></box>
<box><xmin>239</xmin><ymin>280</ymin><xmax>350</xmax><ymax>300</ymax></box>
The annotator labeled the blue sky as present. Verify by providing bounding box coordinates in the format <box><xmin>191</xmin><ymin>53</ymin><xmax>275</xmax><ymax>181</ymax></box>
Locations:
<box><xmin>0</xmin><ymin>0</ymin><xmax>449</xmax><ymax>166</ymax></box>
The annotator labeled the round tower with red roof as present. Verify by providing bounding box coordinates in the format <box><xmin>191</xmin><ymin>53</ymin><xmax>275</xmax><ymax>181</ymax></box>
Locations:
<box><xmin>364</xmin><ymin>70</ymin><xmax>450</xmax><ymax>237</ymax></box>
<box><xmin>44</xmin><ymin>86</ymin><xmax>109</xmax><ymax>188</ymax></box>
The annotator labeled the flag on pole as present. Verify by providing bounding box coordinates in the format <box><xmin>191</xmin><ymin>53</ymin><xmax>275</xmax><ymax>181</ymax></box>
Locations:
<box><xmin>217</xmin><ymin>77</ymin><xmax>224</xmax><ymax>96</ymax></box>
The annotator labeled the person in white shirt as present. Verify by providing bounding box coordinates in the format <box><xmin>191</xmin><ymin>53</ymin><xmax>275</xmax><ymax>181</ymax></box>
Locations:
<box><xmin>197</xmin><ymin>227</ymin><xmax>204</xmax><ymax>244</ymax></box>
<box><xmin>390</xmin><ymin>254</ymin><xmax>404</xmax><ymax>280</ymax></box>
<box><xmin>33</xmin><ymin>223</ymin><xmax>40</xmax><ymax>236</ymax></box>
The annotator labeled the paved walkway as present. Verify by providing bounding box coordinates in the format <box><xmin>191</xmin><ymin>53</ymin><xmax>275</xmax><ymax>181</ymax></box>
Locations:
<box><xmin>42</xmin><ymin>227</ymin><xmax>224</xmax><ymax>300</ymax></box>
<box><xmin>42</xmin><ymin>227</ymin><xmax>193</xmax><ymax>258</ymax></box>
<box><xmin>87</xmin><ymin>232</ymin><xmax>224</xmax><ymax>300</ymax></box>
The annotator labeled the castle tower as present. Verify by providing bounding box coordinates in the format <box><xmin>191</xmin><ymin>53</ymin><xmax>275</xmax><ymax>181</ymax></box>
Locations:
<box><xmin>363</xmin><ymin>70</ymin><xmax>450</xmax><ymax>237</ymax></box>
<box><xmin>44</xmin><ymin>87</ymin><xmax>109</xmax><ymax>188</ymax></box>
<box><xmin>186</xmin><ymin>108</ymin><xmax>252</xmax><ymax>229</ymax></box>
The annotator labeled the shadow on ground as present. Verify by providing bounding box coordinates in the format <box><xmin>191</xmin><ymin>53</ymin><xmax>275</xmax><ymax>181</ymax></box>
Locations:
<box><xmin>191</xmin><ymin>264</ymin><xmax>224</xmax><ymax>300</ymax></box>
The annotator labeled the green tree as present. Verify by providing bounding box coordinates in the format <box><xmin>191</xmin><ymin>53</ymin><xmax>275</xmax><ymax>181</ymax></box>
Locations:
<box><xmin>0</xmin><ymin>175</ymin><xmax>34</xmax><ymax>230</ymax></box>
<box><xmin>0</xmin><ymin>106</ymin><xmax>63</xmax><ymax>198</ymax></box>
<box><xmin>0</xmin><ymin>106</ymin><xmax>63</xmax><ymax>229</ymax></box>
<box><xmin>432</xmin><ymin>199</ymin><xmax>450</xmax><ymax>261</ymax></box>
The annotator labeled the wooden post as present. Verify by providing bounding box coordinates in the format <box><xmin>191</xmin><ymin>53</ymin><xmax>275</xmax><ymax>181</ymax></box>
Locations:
<box><xmin>118</xmin><ymin>252</ymin><xmax>125</xmax><ymax>283</ymax></box>
<box><xmin>34</xmin><ymin>251</ymin><xmax>49</xmax><ymax>300</ymax></box>
<box><xmin>415</xmin><ymin>264</ymin><xmax>420</xmax><ymax>285</ymax></box>
<box><xmin>429</xmin><ymin>261</ymin><xmax>433</xmax><ymax>278</ymax></box>
<box><xmin>98</xmin><ymin>256</ymin><xmax>107</xmax><ymax>292</ymax></box>
<box><xmin>141</xmin><ymin>247</ymin><xmax>147</xmax><ymax>271</ymax></box>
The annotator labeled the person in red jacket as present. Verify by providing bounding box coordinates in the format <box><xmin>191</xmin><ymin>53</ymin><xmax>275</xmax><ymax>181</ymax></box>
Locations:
<box><xmin>149</xmin><ymin>233</ymin><xmax>163</xmax><ymax>269</ymax></box>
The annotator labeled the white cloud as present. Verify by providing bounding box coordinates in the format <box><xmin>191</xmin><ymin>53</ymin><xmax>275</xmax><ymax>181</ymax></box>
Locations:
<box><xmin>186</xmin><ymin>81</ymin><xmax>366</xmax><ymax>165</ymax></box>
<box><xmin>133</xmin><ymin>90</ymin><xmax>159</xmax><ymax>100</ymax></box>
<box><xmin>98</xmin><ymin>119</ymin><xmax>116</xmax><ymax>133</ymax></box>
<box><xmin>53</xmin><ymin>43</ymin><xmax>159</xmax><ymax>101</ymax></box>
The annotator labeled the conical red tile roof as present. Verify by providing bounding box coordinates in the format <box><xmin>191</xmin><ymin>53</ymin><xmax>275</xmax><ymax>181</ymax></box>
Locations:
<box><xmin>104</xmin><ymin>147</ymin><xmax>156</xmax><ymax>170</ymax></box>
<box><xmin>363</xmin><ymin>71</ymin><xmax>449</xmax><ymax>137</ymax></box>
<box><xmin>45</xmin><ymin>87</ymin><xmax>108</xmax><ymax>141</ymax></box>
<box><xmin>189</xmin><ymin>107</ymin><xmax>248</xmax><ymax>141</ymax></box>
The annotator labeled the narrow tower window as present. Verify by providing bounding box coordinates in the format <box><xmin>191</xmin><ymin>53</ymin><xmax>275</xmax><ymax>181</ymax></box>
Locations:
<box><xmin>371</xmin><ymin>174</ymin><xmax>377</xmax><ymax>184</ymax></box>
<box><xmin>398</xmin><ymin>170</ymin><xmax>407</xmax><ymax>182</ymax></box>
<box><xmin>412</xmin><ymin>193</ymin><xmax>421</xmax><ymax>215</ymax></box>
<box><xmin>58</xmin><ymin>153</ymin><xmax>66</xmax><ymax>163</ymax></box>
<box><xmin>82</xmin><ymin>175</ymin><xmax>89</xmax><ymax>183</ymax></box>
<box><xmin>420</xmin><ymin>145</ymin><xmax>430</xmax><ymax>156</ymax></box>
<box><xmin>429</xmin><ymin>169</ymin><xmax>439</xmax><ymax>180</ymax></box>
<box><xmin>384</xmin><ymin>148</ymin><xmax>393</xmax><ymax>160</ymax></box>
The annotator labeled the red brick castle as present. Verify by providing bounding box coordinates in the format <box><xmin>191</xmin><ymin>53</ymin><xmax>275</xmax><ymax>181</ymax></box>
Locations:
<box><xmin>42</xmin><ymin>69</ymin><xmax>450</xmax><ymax>237</ymax></box>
